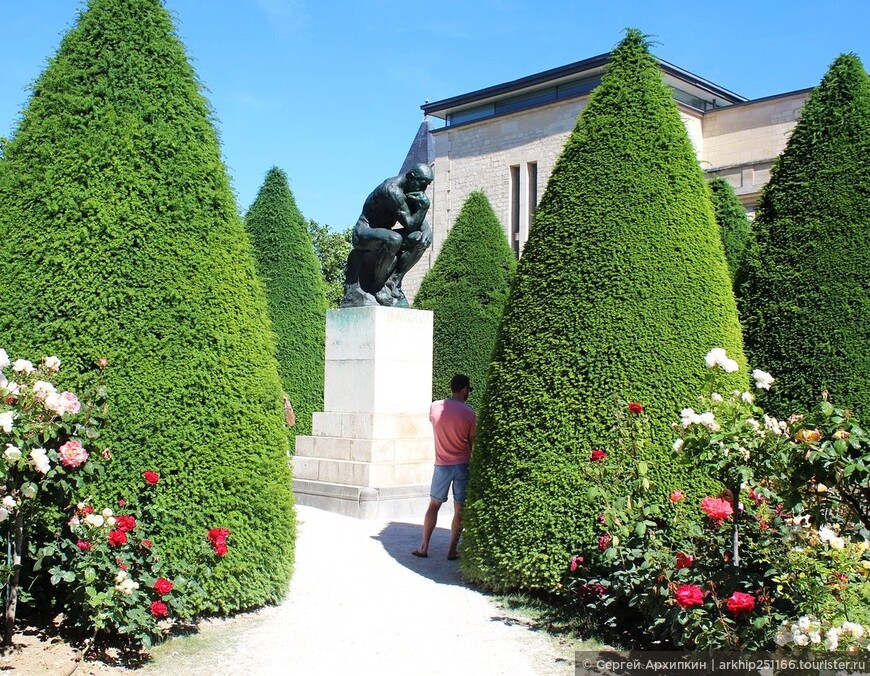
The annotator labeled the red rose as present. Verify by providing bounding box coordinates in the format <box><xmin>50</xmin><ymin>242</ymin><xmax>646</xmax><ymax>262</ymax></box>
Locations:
<box><xmin>149</xmin><ymin>600</ymin><xmax>169</xmax><ymax>618</ymax></box>
<box><xmin>725</xmin><ymin>591</ymin><xmax>755</xmax><ymax>615</ymax></box>
<box><xmin>153</xmin><ymin>577</ymin><xmax>173</xmax><ymax>595</ymax></box>
<box><xmin>590</xmin><ymin>450</ymin><xmax>607</xmax><ymax>462</ymax></box>
<box><xmin>628</xmin><ymin>402</ymin><xmax>644</xmax><ymax>414</ymax></box>
<box><xmin>699</xmin><ymin>497</ymin><xmax>733</xmax><ymax>524</ymax></box>
<box><xmin>207</xmin><ymin>527</ymin><xmax>231</xmax><ymax>543</ymax></box>
<box><xmin>77</xmin><ymin>540</ymin><xmax>93</xmax><ymax>552</ymax></box>
<box><xmin>107</xmin><ymin>529</ymin><xmax>128</xmax><ymax>547</ymax></box>
<box><xmin>115</xmin><ymin>515</ymin><xmax>137</xmax><ymax>532</ymax></box>
<box><xmin>213</xmin><ymin>541</ymin><xmax>228</xmax><ymax>557</ymax></box>
<box><xmin>77</xmin><ymin>504</ymin><xmax>94</xmax><ymax>515</ymax></box>
<box><xmin>674</xmin><ymin>584</ymin><xmax>704</xmax><ymax>609</ymax></box>
<box><xmin>669</xmin><ymin>490</ymin><xmax>686</xmax><ymax>503</ymax></box>
<box><xmin>675</xmin><ymin>552</ymin><xmax>694</xmax><ymax>570</ymax></box>
<box><xmin>140</xmin><ymin>539</ymin><xmax>153</xmax><ymax>549</ymax></box>
<box><xmin>598</xmin><ymin>533</ymin><xmax>612</xmax><ymax>551</ymax></box>
<box><xmin>143</xmin><ymin>471</ymin><xmax>160</xmax><ymax>485</ymax></box>
<box><xmin>569</xmin><ymin>556</ymin><xmax>585</xmax><ymax>572</ymax></box>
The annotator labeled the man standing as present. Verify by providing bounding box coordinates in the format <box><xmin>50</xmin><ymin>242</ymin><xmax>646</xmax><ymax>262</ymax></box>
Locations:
<box><xmin>412</xmin><ymin>374</ymin><xmax>476</xmax><ymax>560</ymax></box>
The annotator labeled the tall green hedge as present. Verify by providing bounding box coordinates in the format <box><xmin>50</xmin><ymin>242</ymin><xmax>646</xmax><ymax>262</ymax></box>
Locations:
<box><xmin>461</xmin><ymin>29</ymin><xmax>746</xmax><ymax>592</ymax></box>
<box><xmin>740</xmin><ymin>54</ymin><xmax>870</xmax><ymax>418</ymax></box>
<box><xmin>708</xmin><ymin>176</ymin><xmax>753</xmax><ymax>291</ymax></box>
<box><xmin>245</xmin><ymin>168</ymin><xmax>327</xmax><ymax>436</ymax></box>
<box><xmin>0</xmin><ymin>0</ymin><xmax>295</xmax><ymax>613</ymax></box>
<box><xmin>413</xmin><ymin>191</ymin><xmax>516</xmax><ymax>411</ymax></box>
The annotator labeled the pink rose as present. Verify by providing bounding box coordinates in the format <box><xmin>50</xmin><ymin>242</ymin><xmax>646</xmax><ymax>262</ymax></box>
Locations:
<box><xmin>58</xmin><ymin>440</ymin><xmax>88</xmax><ymax>468</ymax></box>
<box><xmin>669</xmin><ymin>490</ymin><xmax>686</xmax><ymax>503</ymax></box>
<box><xmin>674</xmin><ymin>584</ymin><xmax>704</xmax><ymax>609</ymax></box>
<box><xmin>726</xmin><ymin>591</ymin><xmax>756</xmax><ymax>615</ymax></box>
<box><xmin>598</xmin><ymin>533</ymin><xmax>612</xmax><ymax>551</ymax></box>
<box><xmin>699</xmin><ymin>497</ymin><xmax>733</xmax><ymax>524</ymax></box>
<box><xmin>569</xmin><ymin>556</ymin><xmax>585</xmax><ymax>572</ymax></box>
<box><xmin>58</xmin><ymin>391</ymin><xmax>81</xmax><ymax>415</ymax></box>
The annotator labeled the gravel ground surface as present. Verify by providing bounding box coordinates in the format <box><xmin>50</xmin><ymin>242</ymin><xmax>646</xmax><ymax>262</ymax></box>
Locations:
<box><xmin>143</xmin><ymin>504</ymin><xmax>577</xmax><ymax>675</ymax></box>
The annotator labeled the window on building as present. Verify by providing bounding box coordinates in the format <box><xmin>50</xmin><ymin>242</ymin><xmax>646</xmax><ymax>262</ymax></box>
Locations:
<box><xmin>510</xmin><ymin>165</ymin><xmax>520</xmax><ymax>258</ymax></box>
<box><xmin>527</xmin><ymin>162</ymin><xmax>538</xmax><ymax>236</ymax></box>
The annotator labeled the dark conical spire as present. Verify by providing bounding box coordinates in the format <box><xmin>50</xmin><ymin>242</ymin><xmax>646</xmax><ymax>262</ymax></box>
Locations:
<box><xmin>398</xmin><ymin>114</ymin><xmax>434</xmax><ymax>176</ymax></box>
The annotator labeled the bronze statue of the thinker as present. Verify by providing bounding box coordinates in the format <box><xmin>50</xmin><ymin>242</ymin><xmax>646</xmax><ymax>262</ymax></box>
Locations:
<box><xmin>340</xmin><ymin>163</ymin><xmax>434</xmax><ymax>308</ymax></box>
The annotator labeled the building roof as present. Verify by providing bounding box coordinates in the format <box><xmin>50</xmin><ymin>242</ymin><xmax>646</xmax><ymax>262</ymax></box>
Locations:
<box><xmin>421</xmin><ymin>52</ymin><xmax>748</xmax><ymax>126</ymax></box>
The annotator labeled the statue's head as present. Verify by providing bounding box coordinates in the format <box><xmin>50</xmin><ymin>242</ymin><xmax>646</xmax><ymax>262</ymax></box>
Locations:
<box><xmin>405</xmin><ymin>163</ymin><xmax>434</xmax><ymax>192</ymax></box>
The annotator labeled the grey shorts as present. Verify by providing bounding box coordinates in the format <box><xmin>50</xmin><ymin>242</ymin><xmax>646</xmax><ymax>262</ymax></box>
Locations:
<box><xmin>430</xmin><ymin>464</ymin><xmax>469</xmax><ymax>504</ymax></box>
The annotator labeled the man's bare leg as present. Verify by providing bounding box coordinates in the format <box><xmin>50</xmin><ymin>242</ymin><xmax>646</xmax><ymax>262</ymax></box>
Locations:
<box><xmin>447</xmin><ymin>502</ymin><xmax>464</xmax><ymax>560</ymax></box>
<box><xmin>412</xmin><ymin>498</ymin><xmax>442</xmax><ymax>557</ymax></box>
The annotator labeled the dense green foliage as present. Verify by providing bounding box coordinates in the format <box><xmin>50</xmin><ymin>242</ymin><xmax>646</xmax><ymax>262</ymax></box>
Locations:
<box><xmin>0</xmin><ymin>0</ymin><xmax>295</xmax><ymax>613</ymax></box>
<box><xmin>246</xmin><ymin>168</ymin><xmax>327</xmax><ymax>435</ymax></box>
<box><xmin>740</xmin><ymin>54</ymin><xmax>870</xmax><ymax>418</ymax></box>
<box><xmin>307</xmin><ymin>220</ymin><xmax>352</xmax><ymax>309</ymax></box>
<box><xmin>461</xmin><ymin>30</ymin><xmax>746</xmax><ymax>592</ymax></box>
<box><xmin>708</xmin><ymin>177</ymin><xmax>753</xmax><ymax>290</ymax></box>
<box><xmin>413</xmin><ymin>191</ymin><xmax>516</xmax><ymax>411</ymax></box>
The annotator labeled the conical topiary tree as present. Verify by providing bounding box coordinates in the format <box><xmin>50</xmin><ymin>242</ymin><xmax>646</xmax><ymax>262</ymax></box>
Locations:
<box><xmin>740</xmin><ymin>54</ymin><xmax>870</xmax><ymax>418</ymax></box>
<box><xmin>0</xmin><ymin>0</ymin><xmax>295</xmax><ymax>612</ymax></box>
<box><xmin>245</xmin><ymin>167</ymin><xmax>327</xmax><ymax>436</ymax></box>
<box><xmin>708</xmin><ymin>176</ymin><xmax>753</xmax><ymax>291</ymax></box>
<box><xmin>413</xmin><ymin>191</ymin><xmax>516</xmax><ymax>411</ymax></box>
<box><xmin>461</xmin><ymin>29</ymin><xmax>747</xmax><ymax>592</ymax></box>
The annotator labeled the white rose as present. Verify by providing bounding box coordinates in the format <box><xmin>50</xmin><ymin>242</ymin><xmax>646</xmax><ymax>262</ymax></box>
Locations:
<box><xmin>793</xmin><ymin>632</ymin><xmax>809</xmax><ymax>646</ymax></box>
<box><xmin>809</xmin><ymin>630</ymin><xmax>821</xmax><ymax>644</ymax></box>
<box><xmin>2</xmin><ymin>495</ymin><xmax>17</xmax><ymax>510</ymax></box>
<box><xmin>106</xmin><ymin>516</ymin><xmax>116</xmax><ymax>527</ymax></box>
<box><xmin>699</xmin><ymin>411</ymin><xmax>719</xmax><ymax>432</ymax></box>
<box><xmin>705</xmin><ymin>348</ymin><xmax>728</xmax><ymax>368</ymax></box>
<box><xmin>842</xmin><ymin>622</ymin><xmax>865</xmax><ymax>639</ymax></box>
<box><xmin>672</xmin><ymin>438</ymin><xmax>684</xmax><ymax>453</ymax></box>
<box><xmin>740</xmin><ymin>448</ymin><xmax>750</xmax><ymax>461</ymax></box>
<box><xmin>829</xmin><ymin>536</ymin><xmax>845</xmax><ymax>550</ymax></box>
<box><xmin>797</xmin><ymin>616</ymin><xmax>813</xmax><ymax>631</ymax></box>
<box><xmin>115</xmin><ymin>569</ymin><xmax>128</xmax><ymax>582</ymax></box>
<box><xmin>11</xmin><ymin>359</ymin><xmax>34</xmax><ymax>374</ymax></box>
<box><xmin>29</xmin><ymin>448</ymin><xmax>50</xmax><ymax>474</ymax></box>
<box><xmin>826</xmin><ymin>627</ymin><xmax>840</xmax><ymax>651</ymax></box>
<box><xmin>102</xmin><ymin>508</ymin><xmax>113</xmax><ymax>518</ymax></box>
<box><xmin>84</xmin><ymin>513</ymin><xmax>105</xmax><ymax>528</ymax></box>
<box><xmin>4</xmin><ymin>444</ymin><xmax>22</xmax><ymax>462</ymax></box>
<box><xmin>745</xmin><ymin>417</ymin><xmax>760</xmax><ymax>431</ymax></box>
<box><xmin>41</xmin><ymin>356</ymin><xmax>61</xmax><ymax>372</ymax></box>
<box><xmin>32</xmin><ymin>380</ymin><xmax>57</xmax><ymax>402</ymax></box>
<box><xmin>0</xmin><ymin>349</ymin><xmax>9</xmax><ymax>371</ymax></box>
<box><xmin>711</xmin><ymin>392</ymin><xmax>723</xmax><ymax>403</ymax></box>
<box><xmin>0</xmin><ymin>411</ymin><xmax>14</xmax><ymax>434</ymax></box>
<box><xmin>752</xmin><ymin>369</ymin><xmax>775</xmax><ymax>390</ymax></box>
<box><xmin>0</xmin><ymin>507</ymin><xmax>7</xmax><ymax>523</ymax></box>
<box><xmin>2</xmin><ymin>380</ymin><xmax>21</xmax><ymax>396</ymax></box>
<box><xmin>721</xmin><ymin>358</ymin><xmax>739</xmax><ymax>373</ymax></box>
<box><xmin>741</xmin><ymin>391</ymin><xmax>754</xmax><ymax>404</ymax></box>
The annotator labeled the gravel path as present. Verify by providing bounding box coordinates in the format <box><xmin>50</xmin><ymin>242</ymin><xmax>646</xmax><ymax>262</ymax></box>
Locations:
<box><xmin>144</xmin><ymin>505</ymin><xmax>576</xmax><ymax>675</ymax></box>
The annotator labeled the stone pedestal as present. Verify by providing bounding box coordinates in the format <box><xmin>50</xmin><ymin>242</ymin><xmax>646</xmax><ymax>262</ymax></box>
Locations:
<box><xmin>292</xmin><ymin>306</ymin><xmax>437</xmax><ymax>519</ymax></box>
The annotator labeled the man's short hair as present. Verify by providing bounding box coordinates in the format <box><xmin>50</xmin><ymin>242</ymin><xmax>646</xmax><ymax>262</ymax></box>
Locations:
<box><xmin>450</xmin><ymin>374</ymin><xmax>470</xmax><ymax>393</ymax></box>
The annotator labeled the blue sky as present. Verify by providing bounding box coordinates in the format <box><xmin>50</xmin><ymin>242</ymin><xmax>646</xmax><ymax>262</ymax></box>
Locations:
<box><xmin>2</xmin><ymin>1</ymin><xmax>868</xmax><ymax>230</ymax></box>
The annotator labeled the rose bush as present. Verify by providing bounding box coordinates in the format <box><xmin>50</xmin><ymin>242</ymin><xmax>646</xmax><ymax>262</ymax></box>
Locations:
<box><xmin>565</xmin><ymin>349</ymin><xmax>870</xmax><ymax>651</ymax></box>
<box><xmin>0</xmin><ymin>349</ymin><xmax>107</xmax><ymax>644</ymax></box>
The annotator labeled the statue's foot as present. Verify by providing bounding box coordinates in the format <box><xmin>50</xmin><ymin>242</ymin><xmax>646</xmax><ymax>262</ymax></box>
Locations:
<box><xmin>340</xmin><ymin>285</ymin><xmax>378</xmax><ymax>308</ymax></box>
<box><xmin>374</xmin><ymin>286</ymin><xmax>396</xmax><ymax>306</ymax></box>
<box><xmin>392</xmin><ymin>290</ymin><xmax>409</xmax><ymax>308</ymax></box>
<box><xmin>383</xmin><ymin>275</ymin><xmax>409</xmax><ymax>308</ymax></box>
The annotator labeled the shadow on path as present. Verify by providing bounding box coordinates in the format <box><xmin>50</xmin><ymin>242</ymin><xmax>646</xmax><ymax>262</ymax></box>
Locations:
<box><xmin>371</xmin><ymin>521</ymin><xmax>469</xmax><ymax>587</ymax></box>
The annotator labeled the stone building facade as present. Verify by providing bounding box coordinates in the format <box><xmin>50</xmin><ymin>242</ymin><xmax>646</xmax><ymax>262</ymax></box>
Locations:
<box><xmin>400</xmin><ymin>52</ymin><xmax>810</xmax><ymax>301</ymax></box>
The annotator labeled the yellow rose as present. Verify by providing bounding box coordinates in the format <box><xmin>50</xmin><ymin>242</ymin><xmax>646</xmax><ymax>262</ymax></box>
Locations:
<box><xmin>796</xmin><ymin>428</ymin><xmax>822</xmax><ymax>443</ymax></box>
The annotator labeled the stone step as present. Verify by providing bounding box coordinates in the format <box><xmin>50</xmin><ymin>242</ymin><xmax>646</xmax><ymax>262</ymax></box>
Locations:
<box><xmin>291</xmin><ymin>456</ymin><xmax>432</xmax><ymax>488</ymax></box>
<box><xmin>295</xmin><ymin>435</ymin><xmax>433</xmax><ymax>464</ymax></box>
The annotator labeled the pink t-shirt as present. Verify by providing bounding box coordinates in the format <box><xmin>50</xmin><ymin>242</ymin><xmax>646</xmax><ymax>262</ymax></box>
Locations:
<box><xmin>429</xmin><ymin>398</ymin><xmax>477</xmax><ymax>466</ymax></box>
